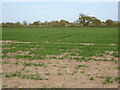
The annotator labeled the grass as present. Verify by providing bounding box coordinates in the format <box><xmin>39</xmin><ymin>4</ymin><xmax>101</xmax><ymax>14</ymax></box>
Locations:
<box><xmin>57</xmin><ymin>72</ymin><xmax>61</xmax><ymax>75</ymax></box>
<box><xmin>76</xmin><ymin>65</ymin><xmax>88</xmax><ymax>68</ymax></box>
<box><xmin>5</xmin><ymin>71</ymin><xmax>48</xmax><ymax>80</ymax></box>
<box><xmin>14</xmin><ymin>55</ymin><xmax>32</xmax><ymax>59</ymax></box>
<box><xmin>2</xmin><ymin>27</ymin><xmax>118</xmax><ymax>44</ymax></box>
<box><xmin>45</xmin><ymin>72</ymin><xmax>50</xmax><ymax>75</ymax></box>
<box><xmin>115</xmin><ymin>77</ymin><xmax>120</xmax><ymax>83</ymax></box>
<box><xmin>89</xmin><ymin>77</ymin><xmax>95</xmax><ymax>80</ymax></box>
<box><xmin>80</xmin><ymin>71</ymin><xmax>84</xmax><ymax>74</ymax></box>
<box><xmin>103</xmin><ymin>76</ymin><xmax>113</xmax><ymax>84</ymax></box>
<box><xmin>23</xmin><ymin>62</ymin><xmax>44</xmax><ymax>67</ymax></box>
<box><xmin>2</xmin><ymin>27</ymin><xmax>118</xmax><ymax>87</ymax></box>
<box><xmin>2</xmin><ymin>27</ymin><xmax>118</xmax><ymax>61</ymax></box>
<box><xmin>87</xmin><ymin>74</ymin><xmax>91</xmax><ymax>76</ymax></box>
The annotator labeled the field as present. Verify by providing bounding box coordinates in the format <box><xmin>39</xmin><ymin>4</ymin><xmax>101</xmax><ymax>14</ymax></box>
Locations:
<box><xmin>2</xmin><ymin>27</ymin><xmax>119</xmax><ymax>88</ymax></box>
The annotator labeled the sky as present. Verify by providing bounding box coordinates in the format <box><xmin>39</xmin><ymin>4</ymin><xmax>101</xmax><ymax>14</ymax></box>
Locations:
<box><xmin>2</xmin><ymin>2</ymin><xmax>118</xmax><ymax>23</ymax></box>
<box><xmin>1</xmin><ymin>0</ymin><xmax>119</xmax><ymax>2</ymax></box>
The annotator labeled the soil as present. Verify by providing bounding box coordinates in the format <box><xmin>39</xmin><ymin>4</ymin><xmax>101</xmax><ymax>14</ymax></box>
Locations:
<box><xmin>2</xmin><ymin>58</ymin><xmax>118</xmax><ymax>88</ymax></box>
<box><xmin>1</xmin><ymin>40</ymin><xmax>119</xmax><ymax>88</ymax></box>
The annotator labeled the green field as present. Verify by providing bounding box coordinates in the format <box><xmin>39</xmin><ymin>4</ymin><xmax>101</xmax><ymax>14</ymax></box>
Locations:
<box><xmin>3</xmin><ymin>27</ymin><xmax>118</xmax><ymax>43</ymax></box>
<box><xmin>2</xmin><ymin>27</ymin><xmax>119</xmax><ymax>88</ymax></box>
<box><xmin>2</xmin><ymin>27</ymin><xmax>118</xmax><ymax>60</ymax></box>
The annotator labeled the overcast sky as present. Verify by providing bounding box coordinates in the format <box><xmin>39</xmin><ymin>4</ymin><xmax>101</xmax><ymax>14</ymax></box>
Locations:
<box><xmin>2</xmin><ymin>2</ymin><xmax>118</xmax><ymax>23</ymax></box>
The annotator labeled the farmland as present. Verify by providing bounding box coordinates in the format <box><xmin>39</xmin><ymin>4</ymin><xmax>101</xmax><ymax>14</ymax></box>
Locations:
<box><xmin>2</xmin><ymin>27</ymin><xmax>119</xmax><ymax>88</ymax></box>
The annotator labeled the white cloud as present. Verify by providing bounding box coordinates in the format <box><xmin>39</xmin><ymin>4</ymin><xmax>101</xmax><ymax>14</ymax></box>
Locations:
<box><xmin>1</xmin><ymin>0</ymin><xmax>119</xmax><ymax>2</ymax></box>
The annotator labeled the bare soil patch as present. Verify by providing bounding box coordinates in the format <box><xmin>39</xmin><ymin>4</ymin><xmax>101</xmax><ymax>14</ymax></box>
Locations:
<box><xmin>2</xmin><ymin>57</ymin><xmax>118</xmax><ymax>88</ymax></box>
<box><xmin>2</xmin><ymin>40</ymin><xmax>118</xmax><ymax>88</ymax></box>
<box><xmin>42</xmin><ymin>41</ymin><xmax>95</xmax><ymax>45</ymax></box>
<box><xmin>1</xmin><ymin>40</ymin><xmax>30</xmax><ymax>44</ymax></box>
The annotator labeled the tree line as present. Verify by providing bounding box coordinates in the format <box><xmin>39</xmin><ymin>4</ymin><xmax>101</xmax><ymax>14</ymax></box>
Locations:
<box><xmin>2</xmin><ymin>14</ymin><xmax>119</xmax><ymax>27</ymax></box>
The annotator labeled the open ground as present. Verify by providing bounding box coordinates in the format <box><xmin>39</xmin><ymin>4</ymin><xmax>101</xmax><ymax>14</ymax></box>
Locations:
<box><xmin>2</xmin><ymin>27</ymin><xmax>119</xmax><ymax>88</ymax></box>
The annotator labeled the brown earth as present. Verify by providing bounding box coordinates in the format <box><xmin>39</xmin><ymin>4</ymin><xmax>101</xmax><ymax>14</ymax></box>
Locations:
<box><xmin>2</xmin><ymin>58</ymin><xmax>118</xmax><ymax>88</ymax></box>
<box><xmin>1</xmin><ymin>40</ymin><xmax>119</xmax><ymax>88</ymax></box>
